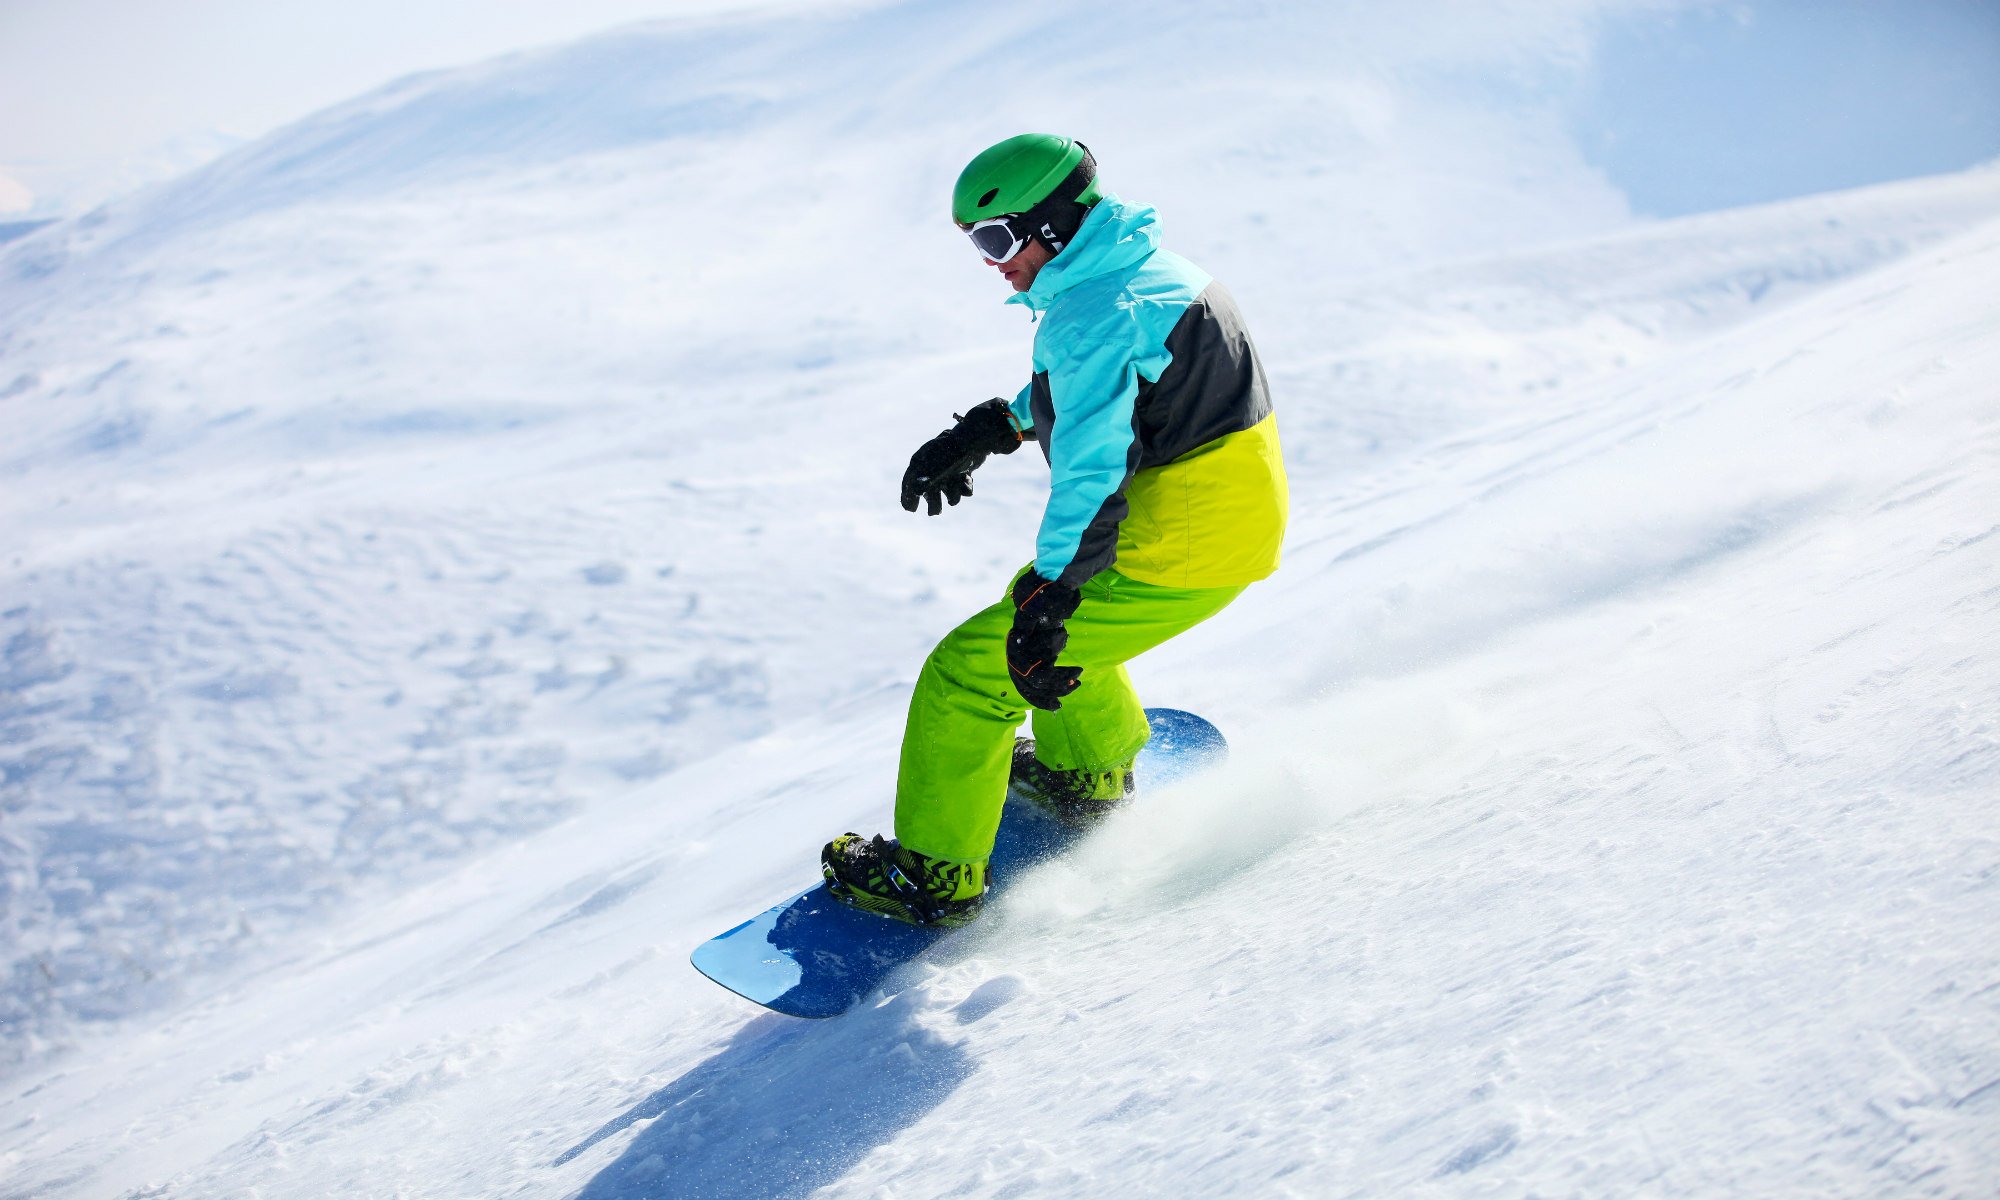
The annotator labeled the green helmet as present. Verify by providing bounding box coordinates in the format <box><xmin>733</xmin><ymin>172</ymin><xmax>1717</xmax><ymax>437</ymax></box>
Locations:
<box><xmin>952</xmin><ymin>133</ymin><xmax>1103</xmax><ymax>227</ymax></box>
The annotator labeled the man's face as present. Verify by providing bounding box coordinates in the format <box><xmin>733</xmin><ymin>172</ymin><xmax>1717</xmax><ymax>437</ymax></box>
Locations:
<box><xmin>989</xmin><ymin>237</ymin><xmax>1053</xmax><ymax>293</ymax></box>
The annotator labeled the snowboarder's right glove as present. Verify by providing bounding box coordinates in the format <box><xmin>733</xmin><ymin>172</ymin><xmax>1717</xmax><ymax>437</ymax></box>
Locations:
<box><xmin>1008</xmin><ymin>570</ymin><xmax>1083</xmax><ymax>710</ymax></box>
<box><xmin>900</xmin><ymin>398</ymin><xmax>1023</xmax><ymax>516</ymax></box>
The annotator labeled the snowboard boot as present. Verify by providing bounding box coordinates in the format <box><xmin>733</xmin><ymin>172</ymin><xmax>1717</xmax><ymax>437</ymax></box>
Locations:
<box><xmin>1011</xmin><ymin>738</ymin><xmax>1136</xmax><ymax>829</ymax></box>
<box><xmin>821</xmin><ymin>833</ymin><xmax>986</xmax><ymax>927</ymax></box>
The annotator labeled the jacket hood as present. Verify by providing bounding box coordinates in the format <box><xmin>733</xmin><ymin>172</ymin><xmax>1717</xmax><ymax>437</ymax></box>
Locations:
<box><xmin>1008</xmin><ymin>193</ymin><xmax>1161</xmax><ymax>313</ymax></box>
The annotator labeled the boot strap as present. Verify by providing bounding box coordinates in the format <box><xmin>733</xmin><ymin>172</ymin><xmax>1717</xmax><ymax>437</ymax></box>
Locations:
<box><xmin>883</xmin><ymin>859</ymin><xmax>950</xmax><ymax>925</ymax></box>
<box><xmin>870</xmin><ymin>836</ymin><xmax>950</xmax><ymax>925</ymax></box>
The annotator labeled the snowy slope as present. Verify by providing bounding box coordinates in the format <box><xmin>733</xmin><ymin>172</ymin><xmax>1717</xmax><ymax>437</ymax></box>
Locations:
<box><xmin>3</xmin><ymin>0</ymin><xmax>1999</xmax><ymax>1195</ymax></box>
<box><xmin>6</xmin><ymin>186</ymin><xmax>1995</xmax><ymax>1200</ymax></box>
<box><xmin>0</xmin><ymin>0</ymin><xmax>1676</xmax><ymax>1073</ymax></box>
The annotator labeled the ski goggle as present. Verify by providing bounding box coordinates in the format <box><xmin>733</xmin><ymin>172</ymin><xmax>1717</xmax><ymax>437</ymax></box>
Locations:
<box><xmin>963</xmin><ymin>214</ymin><xmax>1032</xmax><ymax>263</ymax></box>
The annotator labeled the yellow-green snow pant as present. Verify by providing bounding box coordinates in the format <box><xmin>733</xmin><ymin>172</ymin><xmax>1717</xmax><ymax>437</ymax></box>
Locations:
<box><xmin>894</xmin><ymin>566</ymin><xmax>1245</xmax><ymax>864</ymax></box>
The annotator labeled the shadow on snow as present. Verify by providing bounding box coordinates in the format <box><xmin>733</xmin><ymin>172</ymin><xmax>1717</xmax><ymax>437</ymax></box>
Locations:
<box><xmin>560</xmin><ymin>993</ymin><xmax>979</xmax><ymax>1199</ymax></box>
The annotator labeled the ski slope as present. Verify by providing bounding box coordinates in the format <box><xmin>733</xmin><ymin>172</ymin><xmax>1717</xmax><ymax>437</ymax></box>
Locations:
<box><xmin>3</xmin><ymin>2</ymin><xmax>1998</xmax><ymax>1195</ymax></box>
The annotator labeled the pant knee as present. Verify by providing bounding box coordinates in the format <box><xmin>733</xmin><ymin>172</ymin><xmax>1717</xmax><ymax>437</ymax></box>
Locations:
<box><xmin>918</xmin><ymin>628</ymin><xmax>1021</xmax><ymax>721</ymax></box>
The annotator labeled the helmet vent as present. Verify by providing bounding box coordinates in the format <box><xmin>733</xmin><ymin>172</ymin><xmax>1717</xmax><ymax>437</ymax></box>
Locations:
<box><xmin>978</xmin><ymin>188</ymin><xmax>999</xmax><ymax>208</ymax></box>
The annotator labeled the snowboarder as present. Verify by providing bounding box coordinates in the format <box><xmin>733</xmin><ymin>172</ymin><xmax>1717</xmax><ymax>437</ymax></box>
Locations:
<box><xmin>821</xmin><ymin>134</ymin><xmax>1289</xmax><ymax>926</ymax></box>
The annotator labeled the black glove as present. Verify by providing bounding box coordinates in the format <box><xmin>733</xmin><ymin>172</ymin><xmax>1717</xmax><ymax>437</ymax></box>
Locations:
<box><xmin>1007</xmin><ymin>570</ymin><xmax>1082</xmax><ymax>710</ymax></box>
<box><xmin>900</xmin><ymin>398</ymin><xmax>1021</xmax><ymax>516</ymax></box>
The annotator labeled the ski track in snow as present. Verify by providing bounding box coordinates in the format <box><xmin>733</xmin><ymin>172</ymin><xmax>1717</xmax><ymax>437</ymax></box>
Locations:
<box><xmin>2</xmin><ymin>2</ymin><xmax>1999</xmax><ymax>1196</ymax></box>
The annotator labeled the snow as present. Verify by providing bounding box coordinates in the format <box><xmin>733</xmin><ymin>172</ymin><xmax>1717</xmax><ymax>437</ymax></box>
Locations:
<box><xmin>3</xmin><ymin>1</ymin><xmax>1998</xmax><ymax>1195</ymax></box>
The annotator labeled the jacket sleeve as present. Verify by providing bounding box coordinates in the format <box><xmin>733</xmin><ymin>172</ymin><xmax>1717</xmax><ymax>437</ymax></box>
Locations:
<box><xmin>1032</xmin><ymin>336</ymin><xmax>1145</xmax><ymax>587</ymax></box>
<box><xmin>1008</xmin><ymin>380</ymin><xmax>1035</xmax><ymax>432</ymax></box>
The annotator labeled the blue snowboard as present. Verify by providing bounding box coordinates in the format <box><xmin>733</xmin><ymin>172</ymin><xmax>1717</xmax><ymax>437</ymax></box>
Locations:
<box><xmin>691</xmin><ymin>708</ymin><xmax>1226</xmax><ymax>1018</ymax></box>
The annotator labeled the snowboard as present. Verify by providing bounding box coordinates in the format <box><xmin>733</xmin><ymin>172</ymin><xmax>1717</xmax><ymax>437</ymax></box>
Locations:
<box><xmin>690</xmin><ymin>708</ymin><xmax>1226</xmax><ymax>1018</ymax></box>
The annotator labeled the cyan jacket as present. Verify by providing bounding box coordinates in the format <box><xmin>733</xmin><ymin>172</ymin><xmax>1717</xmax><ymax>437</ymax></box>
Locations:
<box><xmin>1005</xmin><ymin>195</ymin><xmax>1288</xmax><ymax>590</ymax></box>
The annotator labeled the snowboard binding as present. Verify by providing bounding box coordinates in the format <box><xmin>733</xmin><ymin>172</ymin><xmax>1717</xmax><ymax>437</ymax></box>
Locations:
<box><xmin>1010</xmin><ymin>738</ymin><xmax>1136</xmax><ymax>829</ymax></box>
<box><xmin>821</xmin><ymin>833</ymin><xmax>986</xmax><ymax>927</ymax></box>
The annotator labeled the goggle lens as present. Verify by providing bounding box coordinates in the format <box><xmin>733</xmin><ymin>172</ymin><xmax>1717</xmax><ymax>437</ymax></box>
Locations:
<box><xmin>966</xmin><ymin>217</ymin><xmax>1025</xmax><ymax>263</ymax></box>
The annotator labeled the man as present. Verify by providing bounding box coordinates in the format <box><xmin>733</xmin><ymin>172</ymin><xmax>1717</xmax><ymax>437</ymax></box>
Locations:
<box><xmin>821</xmin><ymin>134</ymin><xmax>1288</xmax><ymax>926</ymax></box>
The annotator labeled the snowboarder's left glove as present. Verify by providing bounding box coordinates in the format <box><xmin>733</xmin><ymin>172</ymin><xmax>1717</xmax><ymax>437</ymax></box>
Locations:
<box><xmin>900</xmin><ymin>398</ymin><xmax>1022</xmax><ymax>516</ymax></box>
<box><xmin>1008</xmin><ymin>571</ymin><xmax>1082</xmax><ymax>710</ymax></box>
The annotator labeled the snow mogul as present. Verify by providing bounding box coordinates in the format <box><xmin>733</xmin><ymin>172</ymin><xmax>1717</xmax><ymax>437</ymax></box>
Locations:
<box><xmin>822</xmin><ymin>134</ymin><xmax>1289</xmax><ymax>926</ymax></box>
